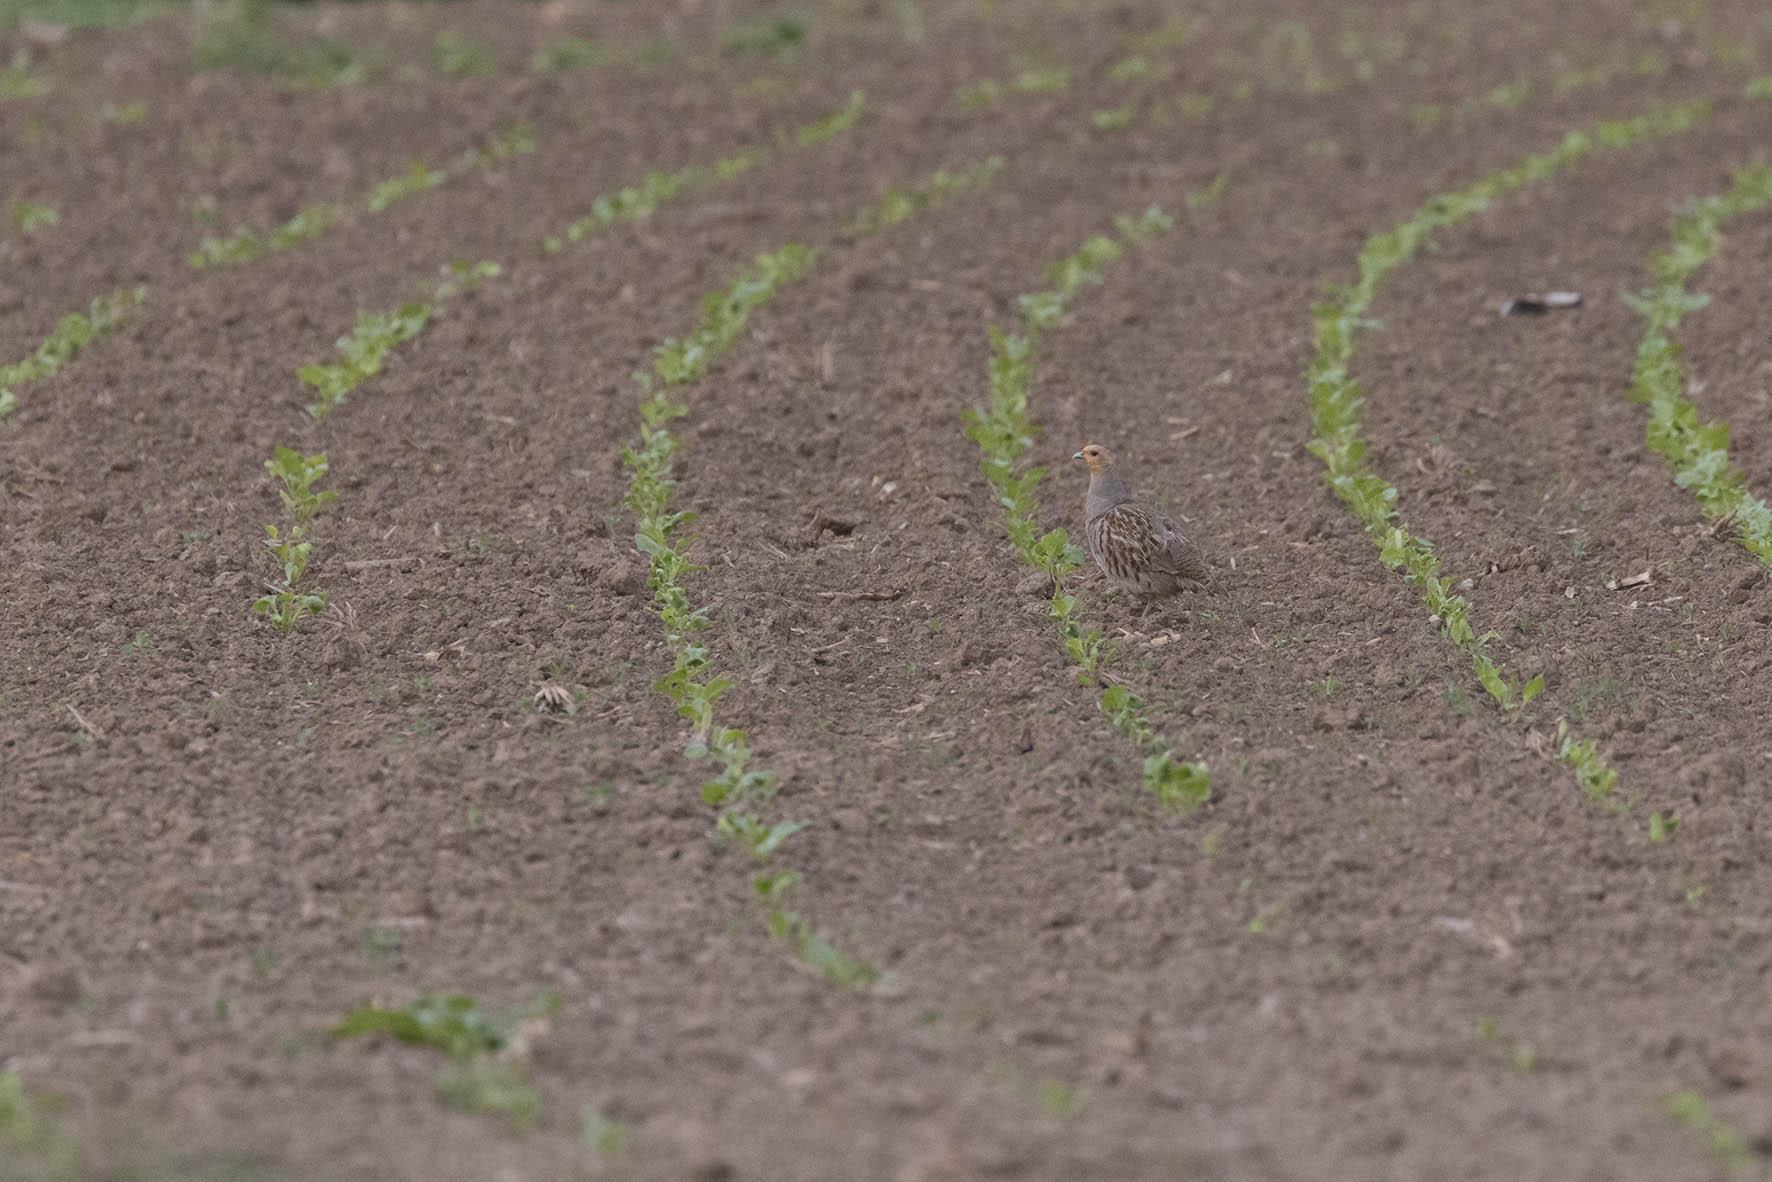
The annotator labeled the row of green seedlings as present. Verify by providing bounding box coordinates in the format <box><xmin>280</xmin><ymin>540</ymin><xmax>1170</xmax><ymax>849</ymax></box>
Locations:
<box><xmin>0</xmin><ymin>287</ymin><xmax>144</xmax><ymax>419</ymax></box>
<box><xmin>1305</xmin><ymin>98</ymin><xmax>1718</xmax><ymax>812</ymax></box>
<box><xmin>543</xmin><ymin>90</ymin><xmax>864</xmax><ymax>254</ymax></box>
<box><xmin>1625</xmin><ymin>162</ymin><xmax>1772</xmax><ymax>570</ymax></box>
<box><xmin>962</xmin><ymin>208</ymin><xmax>1212</xmax><ymax>812</ymax></box>
<box><xmin>293</xmin><ymin>93</ymin><xmax>868</xmax><ymax>422</ymax></box>
<box><xmin>255</xmin><ymin>261</ymin><xmax>495</xmax><ymax>632</ymax></box>
<box><xmin>252</xmin><ymin>446</ymin><xmax>335</xmax><ymax>633</ymax></box>
<box><xmin>622</xmin><ymin>158</ymin><xmax>1004</xmax><ymax>985</ymax></box>
<box><xmin>300</xmin><ymin>260</ymin><xmax>499</xmax><ymax>419</ymax></box>
<box><xmin>1098</xmin><ymin>11</ymin><xmax>1433</xmax><ymax>128</ymax></box>
<box><xmin>188</xmin><ymin>122</ymin><xmax>534</xmax><ymax>270</ymax></box>
<box><xmin>1408</xmin><ymin>48</ymin><xmax>1673</xmax><ymax>132</ymax></box>
<box><xmin>202</xmin><ymin>7</ymin><xmax>804</xmax><ymax>84</ymax></box>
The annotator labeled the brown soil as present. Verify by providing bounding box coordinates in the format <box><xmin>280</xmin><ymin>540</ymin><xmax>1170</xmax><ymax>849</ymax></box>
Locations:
<box><xmin>5</xmin><ymin>2</ymin><xmax>1772</xmax><ymax>1179</ymax></box>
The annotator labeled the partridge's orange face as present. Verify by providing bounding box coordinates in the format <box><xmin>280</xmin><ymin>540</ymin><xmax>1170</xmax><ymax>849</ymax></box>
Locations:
<box><xmin>1072</xmin><ymin>443</ymin><xmax>1115</xmax><ymax>474</ymax></box>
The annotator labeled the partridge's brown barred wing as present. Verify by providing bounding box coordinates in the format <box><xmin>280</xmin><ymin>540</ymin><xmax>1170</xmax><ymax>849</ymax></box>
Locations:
<box><xmin>1086</xmin><ymin>502</ymin><xmax>1209</xmax><ymax>597</ymax></box>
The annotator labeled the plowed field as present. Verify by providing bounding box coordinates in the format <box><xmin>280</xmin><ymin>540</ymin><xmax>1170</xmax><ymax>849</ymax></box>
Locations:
<box><xmin>5</xmin><ymin>2</ymin><xmax>1772</xmax><ymax>1179</ymax></box>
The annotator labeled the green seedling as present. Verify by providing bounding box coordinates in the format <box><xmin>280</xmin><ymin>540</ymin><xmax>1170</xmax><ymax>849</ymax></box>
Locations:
<box><xmin>954</xmin><ymin>65</ymin><xmax>1069</xmax><ymax>110</ymax></box>
<box><xmin>792</xmin><ymin>89</ymin><xmax>865</xmax><ymax>147</ymax></box>
<box><xmin>188</xmin><ymin>203</ymin><xmax>338</xmax><ymax>269</ymax></box>
<box><xmin>1662</xmin><ymin>1090</ymin><xmax>1753</xmax><ymax>1173</ymax></box>
<box><xmin>722</xmin><ymin>12</ymin><xmax>807</xmax><ymax>57</ymax></box>
<box><xmin>1110</xmin><ymin>55</ymin><xmax>1153</xmax><ymax>82</ymax></box>
<box><xmin>0</xmin><ymin>1069</ymin><xmax>79</xmax><ymax>1176</ymax></box>
<box><xmin>0</xmin><ymin>286</ymin><xmax>146</xmax><ymax>419</ymax></box>
<box><xmin>755</xmin><ymin>870</ymin><xmax>879</xmax><ymax>988</ymax></box>
<box><xmin>193</xmin><ymin>1</ymin><xmax>361</xmax><ymax>84</ymax></box>
<box><xmin>476</xmin><ymin>122</ymin><xmax>535</xmax><ymax>167</ymax></box>
<box><xmin>367</xmin><ymin>160</ymin><xmax>446</xmax><ymax>213</ymax></box>
<box><xmin>953</xmin><ymin>78</ymin><xmax>1004</xmax><ymax>108</ymax></box>
<box><xmin>581</xmin><ymin>1108</ymin><xmax>632</xmax><ymax>1155</ymax></box>
<box><xmin>1091</xmin><ymin>107</ymin><xmax>1133</xmax><ymax>131</ymax></box>
<box><xmin>1185</xmin><ymin>172</ymin><xmax>1231</xmax><ymax>210</ymax></box>
<box><xmin>654</xmin><ymin>244</ymin><xmax>821</xmax><ymax>385</ymax></box>
<box><xmin>99</xmin><ymin>100</ymin><xmax>147</xmax><ymax>125</ymax></box>
<box><xmin>434</xmin><ymin>1060</ymin><xmax>539</xmax><ymax>1128</ymax></box>
<box><xmin>300</xmin><ymin>300</ymin><xmax>433</xmax><ymax>418</ymax></box>
<box><xmin>434</xmin><ymin>31</ymin><xmax>494</xmax><ymax>77</ymax></box>
<box><xmin>1473</xmin><ymin>1016</ymin><xmax>1538</xmax><ymax>1072</ymax></box>
<box><xmin>532</xmin><ymin>35</ymin><xmax>606</xmax><ymax>72</ymax></box>
<box><xmin>846</xmin><ymin>155</ymin><xmax>1003</xmax><ymax>235</ymax></box>
<box><xmin>253</xmin><ymin>443</ymin><xmax>334</xmax><ymax>634</ymax></box>
<box><xmin>10</xmin><ymin>200</ymin><xmax>56</xmax><ymax>235</ymax></box>
<box><xmin>264</xmin><ymin>446</ymin><xmax>337</xmax><ymax>522</ymax></box>
<box><xmin>1177</xmin><ymin>93</ymin><xmax>1214</xmax><ymax>119</ymax></box>
<box><xmin>253</xmin><ymin>523</ymin><xmax>325</xmax><ymax>634</ymax></box>
<box><xmin>987</xmin><ymin>1059</ymin><xmax>1089</xmax><ymax>1119</ymax></box>
<box><xmin>1304</xmin><ymin>101</ymin><xmax>1711</xmax><ymax>802</ymax></box>
<box><xmin>0</xmin><ymin>50</ymin><xmax>47</xmax><ymax>99</ymax></box>
<box><xmin>334</xmin><ymin>993</ymin><xmax>556</xmax><ymax>1128</ymax></box>
<box><xmin>333</xmin><ymin>993</ymin><xmax>555</xmax><ymax>1058</ymax></box>
<box><xmin>1013</xmin><ymin>66</ymin><xmax>1070</xmax><ymax>94</ymax></box>
<box><xmin>1554</xmin><ymin>720</ymin><xmax>1617</xmax><ymax>801</ymax></box>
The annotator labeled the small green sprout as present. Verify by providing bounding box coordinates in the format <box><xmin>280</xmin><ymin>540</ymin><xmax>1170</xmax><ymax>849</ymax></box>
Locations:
<box><xmin>953</xmin><ymin>79</ymin><xmax>1004</xmax><ymax>109</ymax></box>
<box><xmin>10</xmin><ymin>200</ymin><xmax>57</xmax><ymax>235</ymax></box>
<box><xmin>333</xmin><ymin>994</ymin><xmax>557</xmax><ymax>1129</ymax></box>
<box><xmin>1662</xmin><ymin>1090</ymin><xmax>1752</xmax><ymax>1172</ymax></box>
<box><xmin>1177</xmin><ymin>93</ymin><xmax>1214</xmax><ymax>120</ymax></box>
<box><xmin>434</xmin><ymin>31</ymin><xmax>495</xmax><ymax>76</ymax></box>
<box><xmin>188</xmin><ymin>203</ymin><xmax>339</xmax><ymax>269</ymax></box>
<box><xmin>846</xmin><ymin>155</ymin><xmax>1002</xmax><ymax>236</ymax></box>
<box><xmin>1110</xmin><ymin>55</ymin><xmax>1152</xmax><ymax>82</ymax></box>
<box><xmin>100</xmin><ymin>101</ymin><xmax>147</xmax><ymax>125</ymax></box>
<box><xmin>367</xmin><ymin>160</ymin><xmax>447</xmax><ymax>213</ymax></box>
<box><xmin>1091</xmin><ymin>107</ymin><xmax>1133</xmax><ymax>132</ymax></box>
<box><xmin>794</xmin><ymin>90</ymin><xmax>865</xmax><ymax>146</ymax></box>
<box><xmin>264</xmin><ymin>447</ymin><xmax>337</xmax><ymax>521</ymax></box>
<box><xmin>333</xmin><ymin>993</ymin><xmax>555</xmax><ymax>1058</ymax></box>
<box><xmin>581</xmin><ymin>1108</ymin><xmax>632</xmax><ymax>1155</ymax></box>
<box><xmin>300</xmin><ymin>300</ymin><xmax>434</xmax><ymax>418</ymax></box>
<box><xmin>722</xmin><ymin>13</ymin><xmax>808</xmax><ymax>57</ymax></box>
<box><xmin>531</xmin><ymin>36</ymin><xmax>605</xmax><ymax>72</ymax></box>
<box><xmin>0</xmin><ymin>50</ymin><xmax>47</xmax><ymax>99</ymax></box>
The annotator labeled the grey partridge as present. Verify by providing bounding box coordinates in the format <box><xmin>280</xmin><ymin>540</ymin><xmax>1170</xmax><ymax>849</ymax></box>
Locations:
<box><xmin>1074</xmin><ymin>443</ymin><xmax>1210</xmax><ymax>601</ymax></box>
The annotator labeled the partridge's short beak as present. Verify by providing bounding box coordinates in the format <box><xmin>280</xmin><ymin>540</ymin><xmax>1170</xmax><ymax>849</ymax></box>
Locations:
<box><xmin>1072</xmin><ymin>451</ymin><xmax>1084</xmax><ymax>461</ymax></box>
